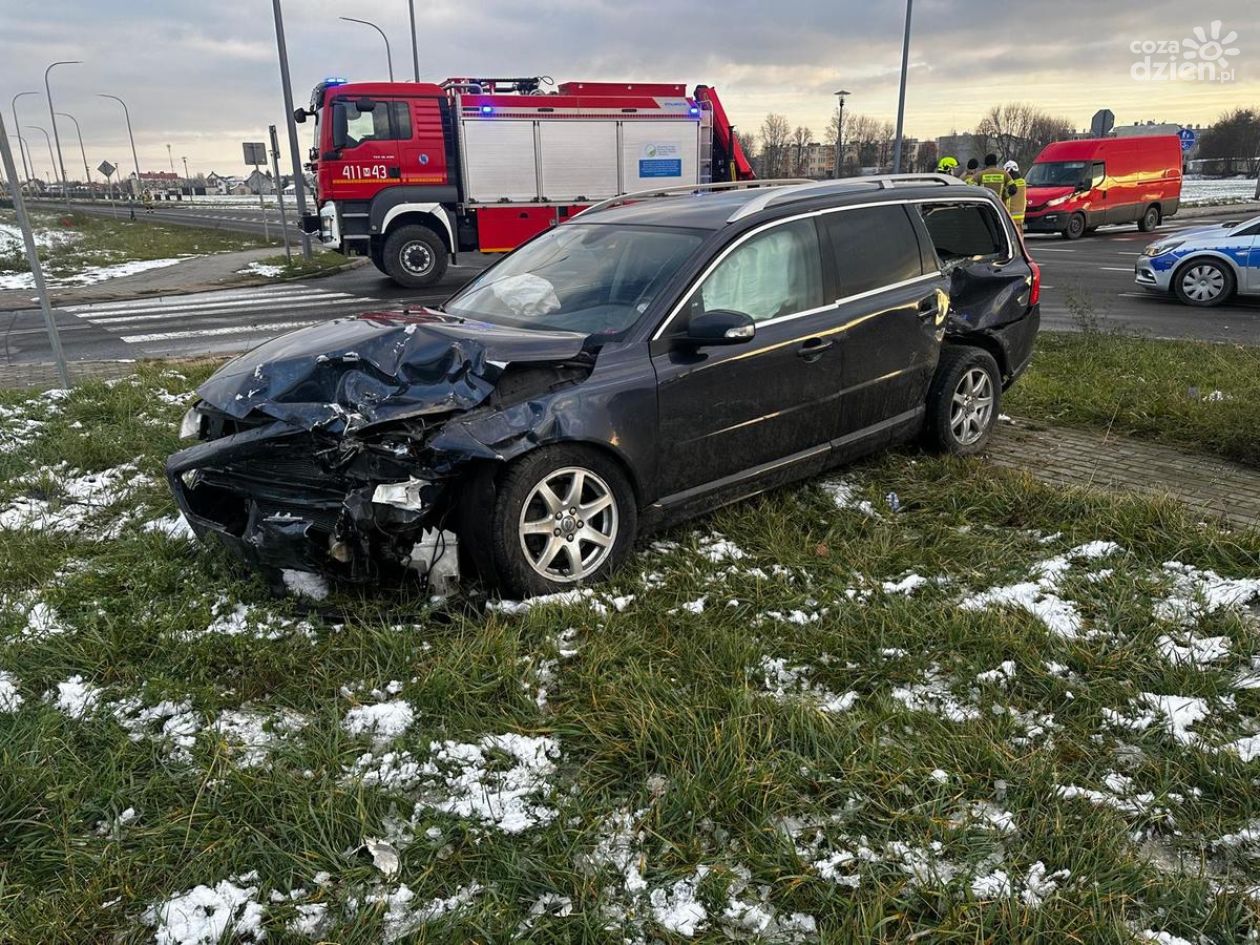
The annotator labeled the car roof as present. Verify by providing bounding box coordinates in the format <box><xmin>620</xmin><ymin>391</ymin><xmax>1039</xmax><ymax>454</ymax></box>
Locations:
<box><xmin>572</xmin><ymin>179</ymin><xmax>996</xmax><ymax>231</ymax></box>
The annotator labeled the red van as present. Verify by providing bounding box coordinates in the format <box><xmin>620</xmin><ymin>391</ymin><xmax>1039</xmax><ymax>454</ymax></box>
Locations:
<box><xmin>1023</xmin><ymin>136</ymin><xmax>1182</xmax><ymax>239</ymax></box>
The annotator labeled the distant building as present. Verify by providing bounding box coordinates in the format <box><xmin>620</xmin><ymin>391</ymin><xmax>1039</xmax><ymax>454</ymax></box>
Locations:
<box><xmin>935</xmin><ymin>133</ymin><xmax>986</xmax><ymax>168</ymax></box>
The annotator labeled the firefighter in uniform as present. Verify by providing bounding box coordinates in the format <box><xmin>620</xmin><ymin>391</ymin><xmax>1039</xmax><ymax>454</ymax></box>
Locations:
<box><xmin>976</xmin><ymin>154</ymin><xmax>1016</xmax><ymax>205</ymax></box>
<box><xmin>936</xmin><ymin>155</ymin><xmax>959</xmax><ymax>177</ymax></box>
<box><xmin>1004</xmin><ymin>160</ymin><xmax>1027</xmax><ymax>228</ymax></box>
<box><xmin>962</xmin><ymin>158</ymin><xmax>980</xmax><ymax>184</ymax></box>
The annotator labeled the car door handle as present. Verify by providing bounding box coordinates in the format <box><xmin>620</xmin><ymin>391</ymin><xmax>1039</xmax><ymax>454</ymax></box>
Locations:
<box><xmin>797</xmin><ymin>337</ymin><xmax>834</xmax><ymax>361</ymax></box>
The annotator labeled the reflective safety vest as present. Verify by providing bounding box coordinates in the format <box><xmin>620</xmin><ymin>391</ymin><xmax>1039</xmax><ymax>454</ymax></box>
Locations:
<box><xmin>1007</xmin><ymin>176</ymin><xmax>1027</xmax><ymax>221</ymax></box>
<box><xmin>976</xmin><ymin>166</ymin><xmax>1013</xmax><ymax>199</ymax></box>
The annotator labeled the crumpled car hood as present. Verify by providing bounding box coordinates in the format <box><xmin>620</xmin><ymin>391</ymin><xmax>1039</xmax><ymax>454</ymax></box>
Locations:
<box><xmin>196</xmin><ymin>309</ymin><xmax>587</xmax><ymax>431</ymax></box>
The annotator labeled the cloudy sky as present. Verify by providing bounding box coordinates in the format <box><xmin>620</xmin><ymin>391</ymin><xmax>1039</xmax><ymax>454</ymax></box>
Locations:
<box><xmin>2</xmin><ymin>0</ymin><xmax>1257</xmax><ymax>180</ymax></box>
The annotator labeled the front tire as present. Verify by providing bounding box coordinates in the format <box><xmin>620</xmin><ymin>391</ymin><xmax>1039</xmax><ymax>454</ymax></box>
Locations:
<box><xmin>1138</xmin><ymin>205</ymin><xmax>1161</xmax><ymax>232</ymax></box>
<box><xmin>924</xmin><ymin>347</ymin><xmax>1001</xmax><ymax>456</ymax></box>
<box><xmin>1173</xmin><ymin>258</ymin><xmax>1234</xmax><ymax>307</ymax></box>
<box><xmin>382</xmin><ymin>225</ymin><xmax>448</xmax><ymax>288</ymax></box>
<box><xmin>1063</xmin><ymin>213</ymin><xmax>1087</xmax><ymax>240</ymax></box>
<box><xmin>482</xmin><ymin>446</ymin><xmax>637</xmax><ymax>597</ymax></box>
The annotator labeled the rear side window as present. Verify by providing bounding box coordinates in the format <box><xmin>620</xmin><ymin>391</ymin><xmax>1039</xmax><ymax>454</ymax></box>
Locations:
<box><xmin>684</xmin><ymin>219</ymin><xmax>824</xmax><ymax>323</ymax></box>
<box><xmin>918</xmin><ymin>203</ymin><xmax>1009</xmax><ymax>265</ymax></box>
<box><xmin>821</xmin><ymin>205</ymin><xmax>926</xmax><ymax>298</ymax></box>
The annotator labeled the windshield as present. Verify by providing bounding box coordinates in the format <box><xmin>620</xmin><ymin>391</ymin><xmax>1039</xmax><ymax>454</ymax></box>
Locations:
<box><xmin>1026</xmin><ymin>161</ymin><xmax>1089</xmax><ymax>187</ymax></box>
<box><xmin>444</xmin><ymin>223</ymin><xmax>705</xmax><ymax>335</ymax></box>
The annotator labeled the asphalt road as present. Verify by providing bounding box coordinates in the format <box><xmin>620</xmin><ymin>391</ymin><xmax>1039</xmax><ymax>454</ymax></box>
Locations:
<box><xmin>4</xmin><ymin>205</ymin><xmax>1258</xmax><ymax>367</ymax></box>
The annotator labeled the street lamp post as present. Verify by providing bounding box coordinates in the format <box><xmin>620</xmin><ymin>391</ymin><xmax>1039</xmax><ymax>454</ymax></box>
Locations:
<box><xmin>16</xmin><ymin>135</ymin><xmax>36</xmax><ymax>185</ymax></box>
<box><xmin>56</xmin><ymin>112</ymin><xmax>93</xmax><ymax>200</ymax></box>
<box><xmin>272</xmin><ymin>0</ymin><xmax>313</xmax><ymax>259</ymax></box>
<box><xmin>27</xmin><ymin>125</ymin><xmax>57</xmax><ymax>189</ymax></box>
<box><xmin>182</xmin><ymin>156</ymin><xmax>194</xmax><ymax>202</ymax></box>
<box><xmin>340</xmin><ymin>16</ymin><xmax>394</xmax><ymax>81</ymax></box>
<box><xmin>45</xmin><ymin>60</ymin><xmax>81</xmax><ymax>198</ymax></box>
<box><xmin>98</xmin><ymin>94</ymin><xmax>141</xmax><ymax>199</ymax></box>
<box><xmin>833</xmin><ymin>89</ymin><xmax>850</xmax><ymax>179</ymax></box>
<box><xmin>408</xmin><ymin>0</ymin><xmax>420</xmax><ymax>82</ymax></box>
<box><xmin>11</xmin><ymin>91</ymin><xmax>40</xmax><ymax>185</ymax></box>
<box><xmin>891</xmin><ymin>0</ymin><xmax>913</xmax><ymax>174</ymax></box>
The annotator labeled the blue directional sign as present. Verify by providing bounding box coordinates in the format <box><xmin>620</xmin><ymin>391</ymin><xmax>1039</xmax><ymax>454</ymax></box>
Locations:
<box><xmin>1178</xmin><ymin>127</ymin><xmax>1198</xmax><ymax>152</ymax></box>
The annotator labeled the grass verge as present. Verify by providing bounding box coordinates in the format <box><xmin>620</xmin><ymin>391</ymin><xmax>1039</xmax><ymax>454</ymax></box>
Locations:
<box><xmin>1</xmin><ymin>209</ymin><xmax>276</xmax><ymax>283</ymax></box>
<box><xmin>235</xmin><ymin>251</ymin><xmax>352</xmax><ymax>282</ymax></box>
<box><xmin>1005</xmin><ymin>330</ymin><xmax>1260</xmax><ymax>467</ymax></box>
<box><xmin>0</xmin><ymin>365</ymin><xmax>1258</xmax><ymax>944</ymax></box>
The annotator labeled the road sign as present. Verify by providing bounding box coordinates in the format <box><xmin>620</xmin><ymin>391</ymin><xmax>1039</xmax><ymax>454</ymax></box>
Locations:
<box><xmin>242</xmin><ymin>141</ymin><xmax>267</xmax><ymax>165</ymax></box>
<box><xmin>1178</xmin><ymin>127</ymin><xmax>1198</xmax><ymax>152</ymax></box>
<box><xmin>97</xmin><ymin>159</ymin><xmax>116</xmax><ymax>178</ymax></box>
<box><xmin>1090</xmin><ymin>109</ymin><xmax>1115</xmax><ymax>138</ymax></box>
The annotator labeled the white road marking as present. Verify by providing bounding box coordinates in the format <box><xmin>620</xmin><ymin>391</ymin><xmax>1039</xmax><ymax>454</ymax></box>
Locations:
<box><xmin>84</xmin><ymin>297</ymin><xmax>377</xmax><ymax>324</ymax></box>
<box><xmin>121</xmin><ymin>319</ymin><xmax>321</xmax><ymax>343</ymax></box>
<box><xmin>74</xmin><ymin>291</ymin><xmax>353</xmax><ymax>320</ymax></box>
<box><xmin>61</xmin><ymin>284</ymin><xmax>319</xmax><ymax>313</ymax></box>
<box><xmin>1100</xmin><ymin>267</ymin><xmax>1135</xmax><ymax>272</ymax></box>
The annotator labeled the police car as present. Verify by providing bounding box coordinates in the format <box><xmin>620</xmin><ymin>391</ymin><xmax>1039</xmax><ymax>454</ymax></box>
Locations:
<box><xmin>1135</xmin><ymin>213</ymin><xmax>1260</xmax><ymax>307</ymax></box>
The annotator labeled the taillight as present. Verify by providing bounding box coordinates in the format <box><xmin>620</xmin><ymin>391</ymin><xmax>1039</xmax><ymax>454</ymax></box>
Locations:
<box><xmin>1027</xmin><ymin>256</ymin><xmax>1042</xmax><ymax>306</ymax></box>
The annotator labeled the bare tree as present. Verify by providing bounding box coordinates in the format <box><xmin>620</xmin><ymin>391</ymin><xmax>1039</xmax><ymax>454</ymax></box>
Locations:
<box><xmin>759</xmin><ymin>113</ymin><xmax>791</xmax><ymax>178</ymax></box>
<box><xmin>976</xmin><ymin>103</ymin><xmax>1074</xmax><ymax>169</ymax></box>
<box><xmin>790</xmin><ymin>125</ymin><xmax>813</xmax><ymax>176</ymax></box>
<box><xmin>1197</xmin><ymin>108</ymin><xmax>1260</xmax><ymax>175</ymax></box>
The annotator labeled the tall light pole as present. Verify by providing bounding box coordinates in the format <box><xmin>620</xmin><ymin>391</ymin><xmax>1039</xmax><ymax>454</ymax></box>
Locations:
<box><xmin>272</xmin><ymin>0</ymin><xmax>313</xmax><ymax>259</ymax></box>
<box><xmin>27</xmin><ymin>125</ymin><xmax>57</xmax><ymax>186</ymax></box>
<box><xmin>56</xmin><ymin>112</ymin><xmax>93</xmax><ymax>200</ymax></box>
<box><xmin>16</xmin><ymin>134</ymin><xmax>36</xmax><ymax>184</ymax></box>
<box><xmin>98</xmin><ymin>94</ymin><xmax>141</xmax><ymax>198</ymax></box>
<box><xmin>891</xmin><ymin>0</ymin><xmax>913</xmax><ymax>174</ymax></box>
<box><xmin>408</xmin><ymin>0</ymin><xmax>420</xmax><ymax>82</ymax></box>
<box><xmin>182</xmin><ymin>155</ymin><xmax>194</xmax><ymax>202</ymax></box>
<box><xmin>11</xmin><ymin>91</ymin><xmax>40</xmax><ymax>184</ymax></box>
<box><xmin>833</xmin><ymin>89</ymin><xmax>850</xmax><ymax>179</ymax></box>
<box><xmin>45</xmin><ymin>60</ymin><xmax>80</xmax><ymax>192</ymax></box>
<box><xmin>340</xmin><ymin>16</ymin><xmax>394</xmax><ymax>81</ymax></box>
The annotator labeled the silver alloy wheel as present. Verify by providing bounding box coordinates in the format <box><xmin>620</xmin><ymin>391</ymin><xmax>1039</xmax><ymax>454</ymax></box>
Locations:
<box><xmin>949</xmin><ymin>366</ymin><xmax>995</xmax><ymax>446</ymax></box>
<box><xmin>1181</xmin><ymin>264</ymin><xmax>1225</xmax><ymax>302</ymax></box>
<box><xmin>400</xmin><ymin>240</ymin><xmax>435</xmax><ymax>277</ymax></box>
<box><xmin>518</xmin><ymin>466</ymin><xmax>619</xmax><ymax>583</ymax></box>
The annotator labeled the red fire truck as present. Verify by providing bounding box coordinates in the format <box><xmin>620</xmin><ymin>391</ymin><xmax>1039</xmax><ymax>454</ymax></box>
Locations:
<box><xmin>296</xmin><ymin>76</ymin><xmax>754</xmax><ymax>287</ymax></box>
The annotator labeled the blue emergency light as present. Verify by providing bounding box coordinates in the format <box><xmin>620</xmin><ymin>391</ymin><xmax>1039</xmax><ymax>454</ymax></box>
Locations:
<box><xmin>689</xmin><ymin>106</ymin><xmax>700</xmax><ymax>116</ymax></box>
<box><xmin>324</xmin><ymin>77</ymin><xmax>348</xmax><ymax>87</ymax></box>
<box><xmin>480</xmin><ymin>105</ymin><xmax>494</xmax><ymax>115</ymax></box>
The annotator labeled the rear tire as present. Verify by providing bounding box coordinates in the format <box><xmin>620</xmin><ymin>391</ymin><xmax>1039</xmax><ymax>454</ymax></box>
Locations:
<box><xmin>479</xmin><ymin>445</ymin><xmax>637</xmax><ymax>598</ymax></box>
<box><xmin>1173</xmin><ymin>258</ymin><xmax>1234</xmax><ymax>307</ymax></box>
<box><xmin>924</xmin><ymin>347</ymin><xmax>1001</xmax><ymax>456</ymax></box>
<box><xmin>1138</xmin><ymin>205</ymin><xmax>1161</xmax><ymax>232</ymax></box>
<box><xmin>382</xmin><ymin>225</ymin><xmax>448</xmax><ymax>288</ymax></box>
<box><xmin>1062</xmin><ymin>213</ymin><xmax>1087</xmax><ymax>240</ymax></box>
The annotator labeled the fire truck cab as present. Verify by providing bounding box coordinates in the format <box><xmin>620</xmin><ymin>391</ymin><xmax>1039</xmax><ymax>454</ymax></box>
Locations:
<box><xmin>298</xmin><ymin>76</ymin><xmax>753</xmax><ymax>287</ymax></box>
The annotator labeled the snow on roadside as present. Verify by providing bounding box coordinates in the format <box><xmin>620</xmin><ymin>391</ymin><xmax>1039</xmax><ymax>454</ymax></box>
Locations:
<box><xmin>0</xmin><ymin>462</ymin><xmax>152</xmax><ymax>536</ymax></box>
<box><xmin>0</xmin><ymin>257</ymin><xmax>186</xmax><ymax>291</ymax></box>
<box><xmin>818</xmin><ymin>478</ymin><xmax>877</xmax><ymax>517</ymax></box>
<box><xmin>1153</xmin><ymin>562</ymin><xmax>1260</xmax><ymax>627</ymax></box>
<box><xmin>346</xmin><ymin>882</ymin><xmax>483</xmax><ymax>943</ymax></box>
<box><xmin>236</xmin><ymin>261</ymin><xmax>285</xmax><ymax>278</ymax></box>
<box><xmin>198</xmin><ymin>596</ymin><xmax>316</xmax><ymax>641</ymax></box>
<box><xmin>212</xmin><ymin>708</ymin><xmax>308</xmax><ymax>768</ymax></box>
<box><xmin>142</xmin><ymin>513</ymin><xmax>196</xmax><ymax>541</ymax></box>
<box><xmin>342</xmin><ymin>700</ymin><xmax>415</xmax><ymax>743</ymax></box>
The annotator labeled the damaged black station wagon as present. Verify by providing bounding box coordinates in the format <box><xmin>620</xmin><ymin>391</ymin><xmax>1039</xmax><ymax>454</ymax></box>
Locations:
<box><xmin>168</xmin><ymin>175</ymin><xmax>1040</xmax><ymax>596</ymax></box>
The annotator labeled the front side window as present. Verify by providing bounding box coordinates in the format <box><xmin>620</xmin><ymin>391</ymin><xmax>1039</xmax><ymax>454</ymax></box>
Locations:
<box><xmin>919</xmin><ymin>202</ymin><xmax>1009</xmax><ymax>265</ymax></box>
<box><xmin>445</xmin><ymin>223</ymin><xmax>704</xmax><ymax>336</ymax></box>
<box><xmin>822</xmin><ymin>205</ymin><xmax>925</xmax><ymax>298</ymax></box>
<box><xmin>682</xmin><ymin>219</ymin><xmax>824</xmax><ymax>324</ymax></box>
<box><xmin>333</xmin><ymin>100</ymin><xmax>410</xmax><ymax>148</ymax></box>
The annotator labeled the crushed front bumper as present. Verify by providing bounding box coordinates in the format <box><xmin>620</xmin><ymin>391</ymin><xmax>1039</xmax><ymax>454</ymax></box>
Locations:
<box><xmin>166</xmin><ymin>416</ymin><xmax>446</xmax><ymax>580</ymax></box>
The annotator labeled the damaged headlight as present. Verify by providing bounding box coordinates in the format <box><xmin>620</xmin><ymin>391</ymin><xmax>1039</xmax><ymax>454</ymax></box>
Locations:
<box><xmin>371</xmin><ymin>478</ymin><xmax>431</xmax><ymax>512</ymax></box>
<box><xmin>179</xmin><ymin>405</ymin><xmax>205</xmax><ymax>440</ymax></box>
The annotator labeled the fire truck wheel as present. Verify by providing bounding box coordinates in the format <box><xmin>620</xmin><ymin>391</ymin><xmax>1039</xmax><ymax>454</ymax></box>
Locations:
<box><xmin>383</xmin><ymin>225</ymin><xmax>448</xmax><ymax>287</ymax></box>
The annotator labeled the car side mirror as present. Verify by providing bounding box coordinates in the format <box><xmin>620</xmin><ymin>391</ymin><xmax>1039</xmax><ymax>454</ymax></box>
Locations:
<box><xmin>1075</xmin><ymin>180</ymin><xmax>1090</xmax><ymax>192</ymax></box>
<box><xmin>293</xmin><ymin>109</ymin><xmax>307</xmax><ymax>124</ymax></box>
<box><xmin>356</xmin><ymin>98</ymin><xmax>377</xmax><ymax>112</ymax></box>
<box><xmin>683</xmin><ymin>310</ymin><xmax>756</xmax><ymax>346</ymax></box>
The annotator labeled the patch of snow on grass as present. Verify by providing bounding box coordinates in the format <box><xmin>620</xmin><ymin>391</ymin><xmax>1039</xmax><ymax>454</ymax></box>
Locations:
<box><xmin>1155</xmin><ymin>633</ymin><xmax>1231</xmax><ymax>667</ymax></box>
<box><xmin>213</xmin><ymin>707</ymin><xmax>308</xmax><ymax>768</ymax></box>
<box><xmin>757</xmin><ymin>656</ymin><xmax>857</xmax><ymax>714</ymax></box>
<box><xmin>1154</xmin><ymin>562</ymin><xmax>1260</xmax><ymax>626</ymax></box>
<box><xmin>1104</xmin><ymin>693</ymin><xmax>1213</xmax><ymax>746</ymax></box>
<box><xmin>818</xmin><ymin>478</ymin><xmax>877</xmax><ymax>516</ymax></box>
<box><xmin>143</xmin><ymin>513</ymin><xmax>196</xmax><ymax>541</ymax></box>
<box><xmin>417</xmin><ymin>733</ymin><xmax>560</xmax><ymax>834</ymax></box>
<box><xmin>200</xmin><ymin>596</ymin><xmax>315</xmax><ymax>641</ymax></box>
<box><xmin>48</xmin><ymin>674</ymin><xmax>102</xmax><ymax>717</ymax></box>
<box><xmin>0</xmin><ymin>671</ymin><xmax>23</xmax><ymax>712</ymax></box>
<box><xmin>349</xmin><ymin>882</ymin><xmax>483</xmax><ymax>943</ymax></box>
<box><xmin>0</xmin><ymin>462</ymin><xmax>151</xmax><ymax>536</ymax></box>
<box><xmin>487</xmin><ymin>587</ymin><xmax>608</xmax><ymax>617</ymax></box>
<box><xmin>649</xmin><ymin>866</ymin><xmax>709</xmax><ymax>937</ymax></box>
<box><xmin>342</xmin><ymin>700</ymin><xmax>415</xmax><ymax>742</ymax></box>
<box><xmin>892</xmin><ymin>669</ymin><xmax>981</xmax><ymax>723</ymax></box>
<box><xmin>237</xmin><ymin>261</ymin><xmax>286</xmax><ymax>278</ymax></box>
<box><xmin>0</xmin><ymin>257</ymin><xmax>186</xmax><ymax>291</ymax></box>
<box><xmin>144</xmin><ymin>876</ymin><xmax>265</xmax><ymax>945</ymax></box>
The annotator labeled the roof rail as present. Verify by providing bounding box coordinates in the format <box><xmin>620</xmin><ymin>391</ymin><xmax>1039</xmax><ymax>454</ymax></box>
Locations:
<box><xmin>573</xmin><ymin>178</ymin><xmax>812</xmax><ymax>219</ymax></box>
<box><xmin>726</xmin><ymin>172</ymin><xmax>966</xmax><ymax>222</ymax></box>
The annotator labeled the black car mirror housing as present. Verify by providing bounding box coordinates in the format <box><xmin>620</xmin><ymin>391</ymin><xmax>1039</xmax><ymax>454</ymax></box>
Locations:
<box><xmin>683</xmin><ymin>310</ymin><xmax>756</xmax><ymax>347</ymax></box>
